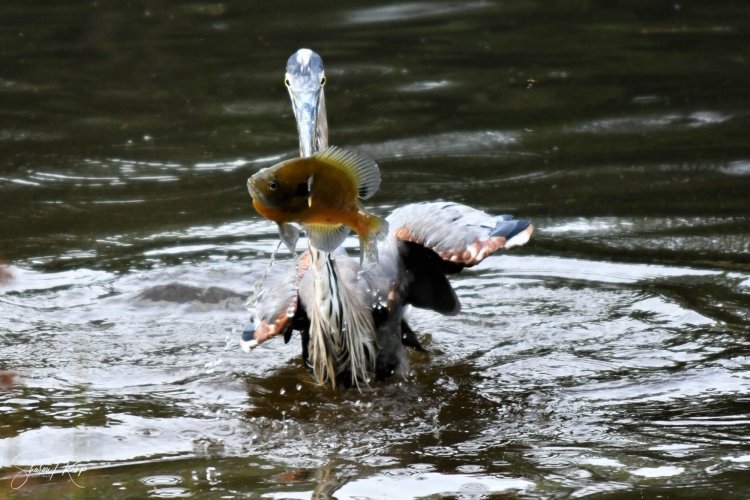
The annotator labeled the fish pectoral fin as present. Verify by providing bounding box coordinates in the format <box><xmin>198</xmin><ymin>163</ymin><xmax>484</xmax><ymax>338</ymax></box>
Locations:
<box><xmin>305</xmin><ymin>224</ymin><xmax>350</xmax><ymax>252</ymax></box>
<box><xmin>278</xmin><ymin>223</ymin><xmax>301</xmax><ymax>253</ymax></box>
<box><xmin>315</xmin><ymin>146</ymin><xmax>381</xmax><ymax>200</ymax></box>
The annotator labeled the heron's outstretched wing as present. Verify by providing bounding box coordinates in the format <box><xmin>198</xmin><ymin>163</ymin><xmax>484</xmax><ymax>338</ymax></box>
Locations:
<box><xmin>240</xmin><ymin>251</ymin><xmax>310</xmax><ymax>350</ymax></box>
<box><xmin>386</xmin><ymin>201</ymin><xmax>533</xmax><ymax>272</ymax></box>
<box><xmin>379</xmin><ymin>201</ymin><xmax>532</xmax><ymax>317</ymax></box>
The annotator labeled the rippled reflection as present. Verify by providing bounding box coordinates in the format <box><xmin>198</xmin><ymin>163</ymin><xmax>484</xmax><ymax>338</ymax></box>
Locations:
<box><xmin>2</xmin><ymin>0</ymin><xmax>750</xmax><ymax>498</ymax></box>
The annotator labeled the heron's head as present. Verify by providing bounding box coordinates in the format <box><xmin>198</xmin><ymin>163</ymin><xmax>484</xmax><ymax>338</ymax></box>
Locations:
<box><xmin>286</xmin><ymin>48</ymin><xmax>328</xmax><ymax>157</ymax></box>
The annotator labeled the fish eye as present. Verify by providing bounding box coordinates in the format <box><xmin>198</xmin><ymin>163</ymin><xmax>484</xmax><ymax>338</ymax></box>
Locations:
<box><xmin>268</xmin><ymin>180</ymin><xmax>278</xmax><ymax>190</ymax></box>
<box><xmin>320</xmin><ymin>76</ymin><xmax>326</xmax><ymax>86</ymax></box>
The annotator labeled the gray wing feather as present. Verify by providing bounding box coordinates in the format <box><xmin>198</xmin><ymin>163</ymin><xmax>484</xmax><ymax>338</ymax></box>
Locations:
<box><xmin>385</xmin><ymin>201</ymin><xmax>533</xmax><ymax>268</ymax></box>
<box><xmin>241</xmin><ymin>252</ymin><xmax>310</xmax><ymax>348</ymax></box>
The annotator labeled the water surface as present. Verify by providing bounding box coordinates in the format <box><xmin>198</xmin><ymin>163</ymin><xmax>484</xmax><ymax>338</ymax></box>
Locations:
<box><xmin>2</xmin><ymin>1</ymin><xmax>750</xmax><ymax>498</ymax></box>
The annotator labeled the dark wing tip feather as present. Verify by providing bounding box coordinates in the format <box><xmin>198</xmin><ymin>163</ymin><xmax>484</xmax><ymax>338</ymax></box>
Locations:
<box><xmin>491</xmin><ymin>219</ymin><xmax>531</xmax><ymax>239</ymax></box>
<box><xmin>242</xmin><ymin>321</ymin><xmax>255</xmax><ymax>342</ymax></box>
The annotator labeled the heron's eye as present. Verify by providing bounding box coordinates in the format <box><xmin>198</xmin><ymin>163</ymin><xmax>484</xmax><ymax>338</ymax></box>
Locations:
<box><xmin>320</xmin><ymin>76</ymin><xmax>326</xmax><ymax>86</ymax></box>
<box><xmin>284</xmin><ymin>78</ymin><xmax>291</xmax><ymax>87</ymax></box>
<box><xmin>268</xmin><ymin>180</ymin><xmax>278</xmax><ymax>190</ymax></box>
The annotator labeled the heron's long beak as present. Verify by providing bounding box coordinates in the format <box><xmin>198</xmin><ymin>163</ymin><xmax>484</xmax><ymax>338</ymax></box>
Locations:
<box><xmin>289</xmin><ymin>88</ymin><xmax>327</xmax><ymax>158</ymax></box>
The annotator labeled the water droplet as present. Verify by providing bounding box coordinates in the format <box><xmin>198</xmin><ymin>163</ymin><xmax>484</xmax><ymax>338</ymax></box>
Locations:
<box><xmin>279</xmin><ymin>388</ymin><xmax>286</xmax><ymax>395</ymax></box>
<box><xmin>140</xmin><ymin>475</ymin><xmax>181</xmax><ymax>486</ymax></box>
<box><xmin>295</xmin><ymin>383</ymin><xmax>303</xmax><ymax>391</ymax></box>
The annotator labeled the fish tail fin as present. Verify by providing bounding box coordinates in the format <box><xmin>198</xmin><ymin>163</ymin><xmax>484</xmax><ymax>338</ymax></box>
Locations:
<box><xmin>359</xmin><ymin>216</ymin><xmax>389</xmax><ymax>268</ymax></box>
<box><xmin>305</xmin><ymin>224</ymin><xmax>350</xmax><ymax>252</ymax></box>
<box><xmin>371</xmin><ymin>215</ymin><xmax>389</xmax><ymax>242</ymax></box>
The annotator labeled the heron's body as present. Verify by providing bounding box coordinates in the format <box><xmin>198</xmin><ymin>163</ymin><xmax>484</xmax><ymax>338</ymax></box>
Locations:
<box><xmin>242</xmin><ymin>49</ymin><xmax>533</xmax><ymax>388</ymax></box>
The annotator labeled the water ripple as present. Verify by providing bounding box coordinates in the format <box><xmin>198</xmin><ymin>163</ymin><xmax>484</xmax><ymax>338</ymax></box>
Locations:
<box><xmin>359</xmin><ymin>130</ymin><xmax>521</xmax><ymax>160</ymax></box>
<box><xmin>567</xmin><ymin>110</ymin><xmax>732</xmax><ymax>134</ymax></box>
<box><xmin>343</xmin><ymin>1</ymin><xmax>488</xmax><ymax>24</ymax></box>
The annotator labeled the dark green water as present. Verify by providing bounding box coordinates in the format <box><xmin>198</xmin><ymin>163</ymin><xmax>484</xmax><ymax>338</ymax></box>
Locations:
<box><xmin>1</xmin><ymin>1</ymin><xmax>750</xmax><ymax>498</ymax></box>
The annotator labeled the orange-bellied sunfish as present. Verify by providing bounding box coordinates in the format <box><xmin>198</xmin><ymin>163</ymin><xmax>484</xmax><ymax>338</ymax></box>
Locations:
<box><xmin>247</xmin><ymin>146</ymin><xmax>388</xmax><ymax>264</ymax></box>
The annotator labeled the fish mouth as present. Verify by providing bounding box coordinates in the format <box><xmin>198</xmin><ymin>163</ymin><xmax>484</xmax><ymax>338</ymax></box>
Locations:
<box><xmin>246</xmin><ymin>178</ymin><xmax>261</xmax><ymax>201</ymax></box>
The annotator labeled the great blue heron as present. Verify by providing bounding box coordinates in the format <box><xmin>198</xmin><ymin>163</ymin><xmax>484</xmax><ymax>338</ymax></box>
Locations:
<box><xmin>242</xmin><ymin>48</ymin><xmax>533</xmax><ymax>388</ymax></box>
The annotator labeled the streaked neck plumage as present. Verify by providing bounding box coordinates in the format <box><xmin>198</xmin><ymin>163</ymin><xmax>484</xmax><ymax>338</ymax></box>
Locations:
<box><xmin>306</xmin><ymin>249</ymin><xmax>376</xmax><ymax>388</ymax></box>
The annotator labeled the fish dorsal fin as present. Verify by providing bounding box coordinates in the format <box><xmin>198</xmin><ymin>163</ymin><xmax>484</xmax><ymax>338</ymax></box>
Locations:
<box><xmin>315</xmin><ymin>146</ymin><xmax>381</xmax><ymax>200</ymax></box>
<box><xmin>305</xmin><ymin>223</ymin><xmax>350</xmax><ymax>252</ymax></box>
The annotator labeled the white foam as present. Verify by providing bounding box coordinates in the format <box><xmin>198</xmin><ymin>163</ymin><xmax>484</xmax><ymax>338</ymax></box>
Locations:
<box><xmin>631</xmin><ymin>466</ymin><xmax>684</xmax><ymax>478</ymax></box>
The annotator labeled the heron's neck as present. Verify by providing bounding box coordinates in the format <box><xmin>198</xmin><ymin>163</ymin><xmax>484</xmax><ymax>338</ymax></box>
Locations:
<box><xmin>316</xmin><ymin>92</ymin><xmax>329</xmax><ymax>152</ymax></box>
